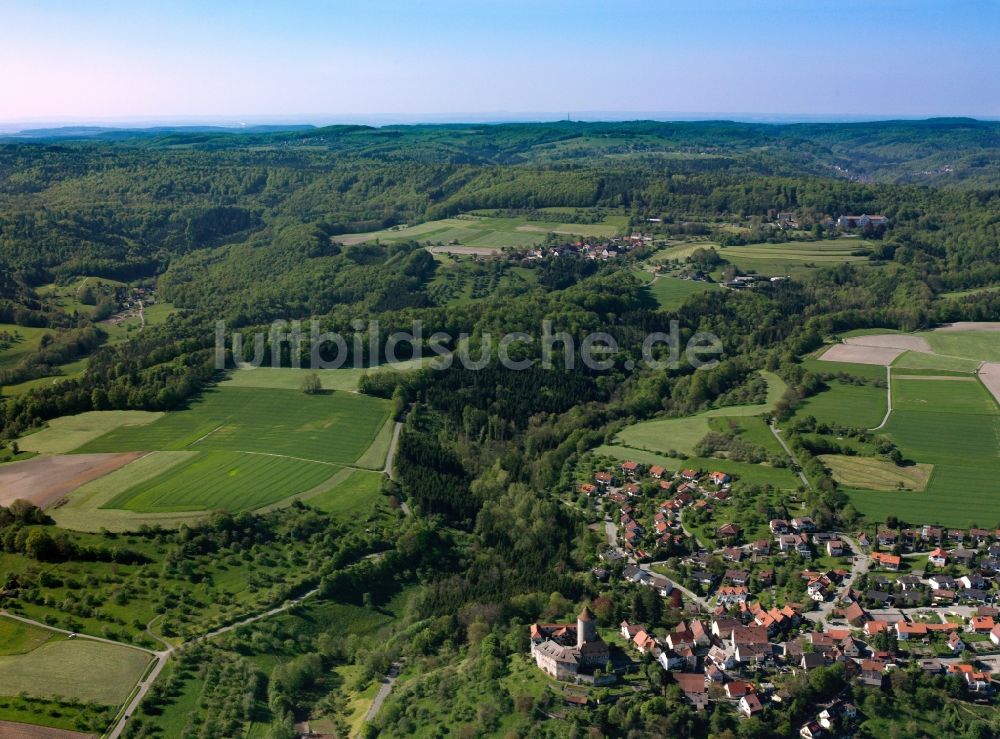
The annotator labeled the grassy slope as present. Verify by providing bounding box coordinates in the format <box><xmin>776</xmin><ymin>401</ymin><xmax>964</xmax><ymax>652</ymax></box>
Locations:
<box><xmin>18</xmin><ymin>411</ymin><xmax>163</xmax><ymax>454</ymax></box>
<box><xmin>919</xmin><ymin>330</ymin><xmax>1000</xmax><ymax>362</ymax></box>
<box><xmin>788</xmin><ymin>381</ymin><xmax>887</xmax><ymax>428</ymax></box>
<box><xmin>0</xmin><ymin>616</ymin><xmax>56</xmax><ymax>655</ymax></box>
<box><xmin>645</xmin><ymin>276</ymin><xmax>718</xmax><ymax>310</ymax></box>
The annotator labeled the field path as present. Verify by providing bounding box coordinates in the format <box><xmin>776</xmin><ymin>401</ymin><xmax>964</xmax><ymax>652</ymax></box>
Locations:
<box><xmin>870</xmin><ymin>365</ymin><xmax>893</xmax><ymax>431</ymax></box>
<box><xmin>383</xmin><ymin>422</ymin><xmax>402</xmax><ymax>480</ymax></box>
<box><xmin>768</xmin><ymin>421</ymin><xmax>812</xmax><ymax>489</ymax></box>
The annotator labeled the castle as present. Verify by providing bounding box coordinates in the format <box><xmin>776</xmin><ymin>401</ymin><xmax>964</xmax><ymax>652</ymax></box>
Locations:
<box><xmin>529</xmin><ymin>606</ymin><xmax>611</xmax><ymax>682</ymax></box>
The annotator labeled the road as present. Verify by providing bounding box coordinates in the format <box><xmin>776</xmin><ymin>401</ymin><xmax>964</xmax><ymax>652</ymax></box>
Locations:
<box><xmin>803</xmin><ymin>533</ymin><xmax>867</xmax><ymax>623</ymax></box>
<box><xmin>638</xmin><ymin>561</ymin><xmax>711</xmax><ymax>610</ymax></box>
<box><xmin>383</xmin><ymin>420</ymin><xmax>412</xmax><ymax>517</ymax></box>
<box><xmin>768</xmin><ymin>421</ymin><xmax>812</xmax><ymax>489</ymax></box>
<box><xmin>364</xmin><ymin>660</ymin><xmax>403</xmax><ymax>725</ymax></box>
<box><xmin>870</xmin><ymin>365</ymin><xmax>893</xmax><ymax>431</ymax></box>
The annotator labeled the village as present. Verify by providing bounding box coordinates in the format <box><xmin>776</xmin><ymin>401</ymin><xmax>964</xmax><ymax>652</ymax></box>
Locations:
<box><xmin>528</xmin><ymin>458</ymin><xmax>999</xmax><ymax>735</ymax></box>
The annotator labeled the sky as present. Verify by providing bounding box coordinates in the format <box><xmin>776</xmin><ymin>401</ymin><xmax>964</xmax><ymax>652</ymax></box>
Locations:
<box><xmin>1</xmin><ymin>0</ymin><xmax>998</xmax><ymax>126</ymax></box>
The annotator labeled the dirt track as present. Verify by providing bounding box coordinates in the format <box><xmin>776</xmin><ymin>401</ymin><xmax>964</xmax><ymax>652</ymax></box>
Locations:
<box><xmin>0</xmin><ymin>721</ymin><xmax>92</xmax><ymax>739</ymax></box>
<box><xmin>0</xmin><ymin>453</ymin><xmax>143</xmax><ymax>509</ymax></box>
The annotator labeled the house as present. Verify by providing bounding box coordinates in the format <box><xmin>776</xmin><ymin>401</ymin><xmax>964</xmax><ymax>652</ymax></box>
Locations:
<box><xmin>971</xmin><ymin>616</ymin><xmax>995</xmax><ymax>633</ymax></box>
<box><xmin>649</xmin><ymin>465</ymin><xmax>666</xmax><ymax>479</ymax></box>
<box><xmin>870</xmin><ymin>552</ymin><xmax>901</xmax><ymax>571</ymax></box>
<box><xmin>837</xmin><ymin>214</ymin><xmax>888</xmax><ymax>229</ymax></box>
<box><xmin>594</xmin><ymin>471</ymin><xmax>614</xmax><ymax>487</ymax></box>
<box><xmin>895</xmin><ymin>621</ymin><xmax>928</xmax><ymax>641</ymax></box>
<box><xmin>865</xmin><ymin>620</ymin><xmax>890</xmax><ymax>637</ymax></box>
<box><xmin>724</xmin><ymin>569</ymin><xmax>751</xmax><ymax>586</ymax></box>
<box><xmin>725</xmin><ymin>680</ymin><xmax>752</xmax><ymax>699</ymax></box>
<box><xmin>800</xmin><ymin>720</ymin><xmax>825</xmax><ymax>739</ymax></box>
<box><xmin>673</xmin><ymin>673</ymin><xmax>707</xmax><ymax>702</ymax></box>
<box><xmin>731</xmin><ymin>625</ymin><xmax>769</xmax><ymax>648</ymax></box>
<box><xmin>620</xmin><ymin>620</ymin><xmax>644</xmax><ymax>640</ymax></box>
<box><xmin>865</xmin><ymin>590</ymin><xmax>893</xmax><ymax>607</ymax></box>
<box><xmin>842</xmin><ymin>601</ymin><xmax>868</xmax><ymax>626</ymax></box>
<box><xmin>718</xmin><ymin>586</ymin><xmax>750</xmax><ymax>605</ymax></box>
<box><xmin>922</xmin><ymin>525</ymin><xmax>943</xmax><ymax>542</ymax></box>
<box><xmin>990</xmin><ymin>624</ymin><xmax>1000</xmax><ymax>646</ymax></box>
<box><xmin>623</xmin><ymin>483</ymin><xmax>642</xmax><ymax>497</ymax></box>
<box><xmin>735</xmin><ymin>642</ymin><xmax>772</xmax><ymax>666</ymax></box>
<box><xmin>739</xmin><ymin>693</ymin><xmax>765</xmax><ymax>718</ymax></box>
<box><xmin>952</xmin><ymin>548</ymin><xmax>976</xmax><ymax>566</ymax></box>
<box><xmin>948</xmin><ymin>632</ymin><xmax>965</xmax><ymax>653</ymax></box>
<box><xmin>928</xmin><ymin>575</ymin><xmax>957</xmax><ymax>590</ymax></box>
<box><xmin>791</xmin><ymin>517</ymin><xmax>816</xmax><ymax>532</ymax></box>
<box><xmin>898</xmin><ymin>575</ymin><xmax>923</xmax><ymax>591</ymax></box>
<box><xmin>800</xmin><ymin>653</ymin><xmax>826</xmax><ymax>672</ymax></box>
<box><xmin>579</xmin><ymin>483</ymin><xmax>597</xmax><ymax>496</ymax></box>
<box><xmin>859</xmin><ymin>660</ymin><xmax>885</xmax><ymax>688</ymax></box>
<box><xmin>708</xmin><ymin>645</ymin><xmax>735</xmax><ymax>669</ymax></box>
<box><xmin>753</xmin><ymin>539</ymin><xmax>771</xmax><ymax>556</ymax></box>
<box><xmin>826</xmin><ymin>540</ymin><xmax>844</xmax><ymax>557</ymax></box>
<box><xmin>770</xmin><ymin>519</ymin><xmax>789</xmax><ymax>535</ymax></box>
<box><xmin>718</xmin><ymin>523</ymin><xmax>741</xmax><ymax>539</ymax></box>
<box><xmin>709</xmin><ymin>471</ymin><xmax>730</xmax><ymax>486</ymax></box>
<box><xmin>620</xmin><ymin>460</ymin><xmax>641</xmax><ymax>477</ymax></box>
<box><xmin>818</xmin><ymin>701</ymin><xmax>857</xmax><ymax>730</ymax></box>
<box><xmin>876</xmin><ymin>530</ymin><xmax>897</xmax><ymax>547</ymax></box>
<box><xmin>632</xmin><ymin>629</ymin><xmax>659</xmax><ymax>654</ymax></box>
<box><xmin>657</xmin><ymin>648</ymin><xmax>686</xmax><ymax>671</ymax></box>
<box><xmin>680</xmin><ymin>469</ymin><xmax>699</xmax><ymax>481</ymax></box>
<box><xmin>959</xmin><ymin>574</ymin><xmax>987</xmax><ymax>591</ymax></box>
<box><xmin>928</xmin><ymin>548</ymin><xmax>948</xmax><ymax>567</ymax></box>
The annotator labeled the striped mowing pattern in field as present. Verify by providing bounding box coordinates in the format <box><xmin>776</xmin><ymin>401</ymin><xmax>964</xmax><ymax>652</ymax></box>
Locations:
<box><xmin>102</xmin><ymin>450</ymin><xmax>342</xmax><ymax>512</ymax></box>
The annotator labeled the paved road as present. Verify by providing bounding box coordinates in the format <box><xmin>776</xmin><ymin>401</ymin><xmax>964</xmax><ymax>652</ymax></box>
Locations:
<box><xmin>639</xmin><ymin>561</ymin><xmax>711</xmax><ymax>610</ymax></box>
<box><xmin>870</xmin><ymin>365</ymin><xmax>893</xmax><ymax>431</ymax></box>
<box><xmin>364</xmin><ymin>660</ymin><xmax>403</xmax><ymax>725</ymax></box>
<box><xmin>803</xmin><ymin>533</ymin><xmax>867</xmax><ymax>623</ymax></box>
<box><xmin>768</xmin><ymin>421</ymin><xmax>812</xmax><ymax>489</ymax></box>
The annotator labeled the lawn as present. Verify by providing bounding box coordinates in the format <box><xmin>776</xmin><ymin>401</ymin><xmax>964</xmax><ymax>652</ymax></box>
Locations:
<box><xmin>645</xmin><ymin>276</ymin><xmax>718</xmax><ymax>310</ymax></box>
<box><xmin>18</xmin><ymin>410</ymin><xmax>163</xmax><ymax>454</ymax></box>
<box><xmin>788</xmin><ymin>380</ymin><xmax>887</xmax><ymax>428</ymax></box>
<box><xmin>75</xmin><ymin>386</ymin><xmax>390</xmax><ymax>466</ymax></box>
<box><xmin>844</xmin><ymin>377</ymin><xmax>1000</xmax><ymax>527</ymax></box>
<box><xmin>0</xmin><ymin>636</ymin><xmax>151</xmax><ymax>705</ymax></box>
<box><xmin>102</xmin><ymin>451</ymin><xmax>342</xmax><ymax>513</ymax></box>
<box><xmin>819</xmin><ymin>454</ymin><xmax>932</xmax><ymax>491</ymax></box>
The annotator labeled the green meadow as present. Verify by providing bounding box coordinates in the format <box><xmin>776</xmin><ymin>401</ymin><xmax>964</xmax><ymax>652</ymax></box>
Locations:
<box><xmin>844</xmin><ymin>377</ymin><xmax>1000</xmax><ymax>527</ymax></box>
<box><xmin>76</xmin><ymin>386</ymin><xmax>390</xmax><ymax>466</ymax></box>
<box><xmin>645</xmin><ymin>276</ymin><xmax>719</xmax><ymax>309</ymax></box>
<box><xmin>918</xmin><ymin>330</ymin><xmax>1000</xmax><ymax>362</ymax></box>
<box><xmin>789</xmin><ymin>380</ymin><xmax>887</xmax><ymax>428</ymax></box>
<box><xmin>721</xmin><ymin>240</ymin><xmax>872</xmax><ymax>276</ymax></box>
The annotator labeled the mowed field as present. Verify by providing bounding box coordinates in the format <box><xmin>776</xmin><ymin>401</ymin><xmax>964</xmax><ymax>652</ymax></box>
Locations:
<box><xmin>844</xmin><ymin>377</ymin><xmax>1000</xmax><ymax>527</ymax></box>
<box><xmin>721</xmin><ymin>240</ymin><xmax>872</xmax><ymax>276</ymax></box>
<box><xmin>788</xmin><ymin>379</ymin><xmax>887</xmax><ymax>428</ymax></box>
<box><xmin>338</xmin><ymin>210</ymin><xmax>627</xmax><ymax>249</ymax></box>
<box><xmin>75</xmin><ymin>386</ymin><xmax>390</xmax><ymax>466</ymax></box>
<box><xmin>645</xmin><ymin>276</ymin><xmax>719</xmax><ymax>310</ymax></box>
<box><xmin>0</xmin><ymin>617</ymin><xmax>150</xmax><ymax>705</ymax></box>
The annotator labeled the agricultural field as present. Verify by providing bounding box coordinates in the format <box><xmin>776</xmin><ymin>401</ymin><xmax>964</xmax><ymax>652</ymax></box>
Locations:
<box><xmin>788</xmin><ymin>379</ymin><xmax>887</xmax><ymax>428</ymax></box>
<box><xmin>19</xmin><ymin>411</ymin><xmax>163</xmax><ymax>455</ymax></box>
<box><xmin>0</xmin><ymin>620</ymin><xmax>151</xmax><ymax>705</ymax></box>
<box><xmin>102</xmin><ymin>451</ymin><xmax>340</xmax><ymax>513</ymax></box>
<box><xmin>219</xmin><ymin>359</ymin><xmax>427</xmax><ymax>393</ymax></box>
<box><xmin>645</xmin><ymin>276</ymin><xmax>719</xmax><ymax>310</ymax></box>
<box><xmin>891</xmin><ymin>350</ymin><xmax>981</xmax><ymax>373</ymax></box>
<box><xmin>337</xmin><ymin>209</ymin><xmax>627</xmax><ymax>249</ymax></box>
<box><xmin>918</xmin><ymin>329</ymin><xmax>1000</xmax><ymax>362</ymax></box>
<box><xmin>75</xmin><ymin>386</ymin><xmax>390</xmax><ymax>466</ymax></box>
<box><xmin>720</xmin><ymin>239</ymin><xmax>873</xmax><ymax>276</ymax></box>
<box><xmin>844</xmin><ymin>376</ymin><xmax>1000</xmax><ymax>527</ymax></box>
<box><xmin>819</xmin><ymin>454</ymin><xmax>932</xmax><ymax>491</ymax></box>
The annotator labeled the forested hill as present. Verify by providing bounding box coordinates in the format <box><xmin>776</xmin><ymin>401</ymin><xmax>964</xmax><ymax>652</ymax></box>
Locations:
<box><xmin>4</xmin><ymin>118</ymin><xmax>1000</xmax><ymax>186</ymax></box>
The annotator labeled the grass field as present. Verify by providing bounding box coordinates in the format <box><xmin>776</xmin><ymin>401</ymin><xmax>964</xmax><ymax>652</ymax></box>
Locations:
<box><xmin>0</xmin><ymin>323</ymin><xmax>51</xmax><ymax>369</ymax></box>
<box><xmin>801</xmin><ymin>356</ymin><xmax>889</xmax><ymax>381</ymax></box>
<box><xmin>220</xmin><ymin>360</ymin><xmax>426</xmax><ymax>393</ymax></box>
<box><xmin>76</xmin><ymin>386</ymin><xmax>390</xmax><ymax>466</ymax></box>
<box><xmin>721</xmin><ymin>239</ymin><xmax>872</xmax><ymax>276</ymax></box>
<box><xmin>0</xmin><ymin>616</ymin><xmax>56</xmax><ymax>656</ymax></box>
<box><xmin>789</xmin><ymin>380</ymin><xmax>887</xmax><ymax>428</ymax></box>
<box><xmin>339</xmin><ymin>210</ymin><xmax>628</xmax><ymax>248</ymax></box>
<box><xmin>18</xmin><ymin>410</ymin><xmax>163</xmax><ymax>454</ymax></box>
<box><xmin>645</xmin><ymin>276</ymin><xmax>718</xmax><ymax>309</ymax></box>
<box><xmin>891</xmin><ymin>350</ymin><xmax>981</xmax><ymax>373</ymax></box>
<box><xmin>101</xmin><ymin>451</ymin><xmax>341</xmax><ymax>513</ymax></box>
<box><xmin>708</xmin><ymin>415</ymin><xmax>785</xmax><ymax>456</ymax></box>
<box><xmin>918</xmin><ymin>330</ymin><xmax>1000</xmax><ymax>362</ymax></box>
<box><xmin>0</xmin><ymin>634</ymin><xmax>151</xmax><ymax>705</ymax></box>
<box><xmin>819</xmin><ymin>454</ymin><xmax>932</xmax><ymax>491</ymax></box>
<box><xmin>844</xmin><ymin>377</ymin><xmax>1000</xmax><ymax>527</ymax></box>
<box><xmin>615</xmin><ymin>371</ymin><xmax>787</xmax><ymax>456</ymax></box>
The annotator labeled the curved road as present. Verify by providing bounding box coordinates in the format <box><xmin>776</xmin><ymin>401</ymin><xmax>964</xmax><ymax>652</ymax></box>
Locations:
<box><xmin>869</xmin><ymin>365</ymin><xmax>893</xmax><ymax>431</ymax></box>
<box><xmin>768</xmin><ymin>421</ymin><xmax>812</xmax><ymax>489</ymax></box>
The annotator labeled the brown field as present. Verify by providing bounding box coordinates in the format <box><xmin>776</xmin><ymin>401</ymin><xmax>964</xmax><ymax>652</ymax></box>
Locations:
<box><xmin>933</xmin><ymin>322</ymin><xmax>1000</xmax><ymax>332</ymax></box>
<box><xmin>0</xmin><ymin>453</ymin><xmax>143</xmax><ymax>508</ymax></box>
<box><xmin>978</xmin><ymin>363</ymin><xmax>1000</xmax><ymax>406</ymax></box>
<box><xmin>819</xmin><ymin>343</ymin><xmax>904</xmax><ymax>365</ymax></box>
<box><xmin>845</xmin><ymin>334</ymin><xmax>932</xmax><ymax>352</ymax></box>
<box><xmin>0</xmin><ymin>722</ymin><xmax>93</xmax><ymax>739</ymax></box>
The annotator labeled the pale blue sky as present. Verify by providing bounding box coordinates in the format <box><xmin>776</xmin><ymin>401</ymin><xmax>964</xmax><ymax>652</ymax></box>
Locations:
<box><xmin>1</xmin><ymin>0</ymin><xmax>997</xmax><ymax>123</ymax></box>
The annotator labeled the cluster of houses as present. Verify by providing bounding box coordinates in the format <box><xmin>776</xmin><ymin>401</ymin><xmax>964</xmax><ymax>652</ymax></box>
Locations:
<box><xmin>769</xmin><ymin>211</ymin><xmax>889</xmax><ymax>232</ymax></box>
<box><xmin>513</xmin><ymin>235</ymin><xmax>649</xmax><ymax>263</ymax></box>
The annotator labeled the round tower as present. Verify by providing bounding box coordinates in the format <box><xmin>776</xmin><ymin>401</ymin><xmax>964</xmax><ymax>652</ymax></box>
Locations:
<box><xmin>576</xmin><ymin>606</ymin><xmax>597</xmax><ymax>648</ymax></box>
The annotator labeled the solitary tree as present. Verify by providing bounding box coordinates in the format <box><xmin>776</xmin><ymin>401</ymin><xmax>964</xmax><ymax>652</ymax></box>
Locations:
<box><xmin>300</xmin><ymin>373</ymin><xmax>322</xmax><ymax>395</ymax></box>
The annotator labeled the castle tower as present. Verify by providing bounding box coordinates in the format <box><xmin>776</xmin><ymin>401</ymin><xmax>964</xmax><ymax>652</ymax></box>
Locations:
<box><xmin>576</xmin><ymin>606</ymin><xmax>597</xmax><ymax>648</ymax></box>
